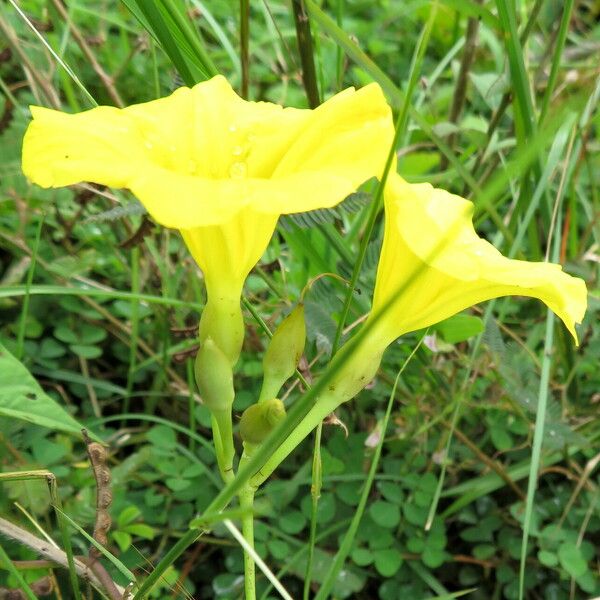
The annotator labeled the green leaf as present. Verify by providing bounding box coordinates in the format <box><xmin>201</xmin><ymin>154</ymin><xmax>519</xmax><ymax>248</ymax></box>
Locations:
<box><xmin>538</xmin><ymin>550</ymin><xmax>558</xmax><ymax>567</ymax></box>
<box><xmin>278</xmin><ymin>510</ymin><xmax>307</xmax><ymax>535</ymax></box>
<box><xmin>0</xmin><ymin>343</ymin><xmax>89</xmax><ymax>437</ymax></box>
<box><xmin>351</xmin><ymin>547</ymin><xmax>373</xmax><ymax>567</ymax></box>
<box><xmin>117</xmin><ymin>506</ymin><xmax>141</xmax><ymax>528</ymax></box>
<box><xmin>558</xmin><ymin>542</ymin><xmax>588</xmax><ymax>578</ymax></box>
<box><xmin>123</xmin><ymin>524</ymin><xmax>155</xmax><ymax>540</ymax></box>
<box><xmin>373</xmin><ymin>548</ymin><xmax>403</xmax><ymax>577</ymax></box>
<box><xmin>422</xmin><ymin>546</ymin><xmax>447</xmax><ymax>568</ymax></box>
<box><xmin>166</xmin><ymin>478</ymin><xmax>191</xmax><ymax>492</ymax></box>
<box><xmin>112</xmin><ymin>530</ymin><xmax>132</xmax><ymax>553</ymax></box>
<box><xmin>369</xmin><ymin>501</ymin><xmax>401</xmax><ymax>529</ymax></box>
<box><xmin>69</xmin><ymin>344</ymin><xmax>102</xmax><ymax>359</ymax></box>
<box><xmin>146</xmin><ymin>425</ymin><xmax>178</xmax><ymax>449</ymax></box>
<box><xmin>435</xmin><ymin>314</ymin><xmax>484</xmax><ymax>344</ymax></box>
<box><xmin>267</xmin><ymin>540</ymin><xmax>289</xmax><ymax>561</ymax></box>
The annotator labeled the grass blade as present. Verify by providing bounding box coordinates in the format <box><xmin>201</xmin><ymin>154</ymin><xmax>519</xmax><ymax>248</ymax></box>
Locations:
<box><xmin>518</xmin><ymin>126</ymin><xmax>578</xmax><ymax>600</ymax></box>
<box><xmin>314</xmin><ymin>336</ymin><xmax>425</xmax><ymax>600</ymax></box>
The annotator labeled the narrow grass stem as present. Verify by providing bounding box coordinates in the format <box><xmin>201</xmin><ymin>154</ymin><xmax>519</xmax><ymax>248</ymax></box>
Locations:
<box><xmin>239</xmin><ymin>0</ymin><xmax>250</xmax><ymax>98</ymax></box>
<box><xmin>16</xmin><ymin>213</ymin><xmax>44</xmax><ymax>360</ymax></box>
<box><xmin>303</xmin><ymin>422</ymin><xmax>322</xmax><ymax>600</ymax></box>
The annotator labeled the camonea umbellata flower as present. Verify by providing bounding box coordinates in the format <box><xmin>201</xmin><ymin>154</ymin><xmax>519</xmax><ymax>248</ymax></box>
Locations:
<box><xmin>253</xmin><ymin>173</ymin><xmax>588</xmax><ymax>485</ymax></box>
<box><xmin>22</xmin><ymin>75</ymin><xmax>393</xmax><ymax>363</ymax></box>
<box><xmin>330</xmin><ymin>172</ymin><xmax>587</xmax><ymax>401</ymax></box>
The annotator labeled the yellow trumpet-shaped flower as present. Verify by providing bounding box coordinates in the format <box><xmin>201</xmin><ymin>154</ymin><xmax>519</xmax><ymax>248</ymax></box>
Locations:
<box><xmin>22</xmin><ymin>75</ymin><xmax>393</xmax><ymax>362</ymax></box>
<box><xmin>252</xmin><ymin>175</ymin><xmax>588</xmax><ymax>486</ymax></box>
<box><xmin>367</xmin><ymin>173</ymin><xmax>587</xmax><ymax>350</ymax></box>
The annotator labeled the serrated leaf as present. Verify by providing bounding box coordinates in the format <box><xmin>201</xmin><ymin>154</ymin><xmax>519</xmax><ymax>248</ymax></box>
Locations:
<box><xmin>304</xmin><ymin>300</ymin><xmax>337</xmax><ymax>355</ymax></box>
<box><xmin>85</xmin><ymin>201</ymin><xmax>147</xmax><ymax>223</ymax></box>
<box><xmin>279</xmin><ymin>192</ymin><xmax>372</xmax><ymax>230</ymax></box>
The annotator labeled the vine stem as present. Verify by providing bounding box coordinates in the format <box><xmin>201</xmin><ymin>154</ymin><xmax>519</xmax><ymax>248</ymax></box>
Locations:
<box><xmin>239</xmin><ymin>456</ymin><xmax>257</xmax><ymax>600</ymax></box>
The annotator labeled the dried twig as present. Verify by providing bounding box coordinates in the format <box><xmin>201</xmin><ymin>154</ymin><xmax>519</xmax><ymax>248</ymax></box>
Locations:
<box><xmin>0</xmin><ymin>517</ymin><xmax>125</xmax><ymax>596</ymax></box>
<box><xmin>440</xmin><ymin>0</ymin><xmax>482</xmax><ymax>170</ymax></box>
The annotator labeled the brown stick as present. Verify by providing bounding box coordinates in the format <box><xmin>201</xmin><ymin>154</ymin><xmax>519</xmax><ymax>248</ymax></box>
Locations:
<box><xmin>440</xmin><ymin>1</ymin><xmax>483</xmax><ymax>170</ymax></box>
<box><xmin>0</xmin><ymin>517</ymin><xmax>125</xmax><ymax>596</ymax></box>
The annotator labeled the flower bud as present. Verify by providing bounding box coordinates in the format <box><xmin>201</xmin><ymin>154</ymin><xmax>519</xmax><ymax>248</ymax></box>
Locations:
<box><xmin>239</xmin><ymin>398</ymin><xmax>286</xmax><ymax>446</ymax></box>
<box><xmin>194</xmin><ymin>337</ymin><xmax>235</xmax><ymax>413</ymax></box>
<box><xmin>260</xmin><ymin>304</ymin><xmax>306</xmax><ymax>402</ymax></box>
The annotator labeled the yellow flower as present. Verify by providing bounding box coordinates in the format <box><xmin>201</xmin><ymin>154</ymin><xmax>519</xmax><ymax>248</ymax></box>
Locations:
<box><xmin>22</xmin><ymin>75</ymin><xmax>394</xmax><ymax>362</ymax></box>
<box><xmin>252</xmin><ymin>173</ymin><xmax>589</xmax><ymax>487</ymax></box>
<box><xmin>367</xmin><ymin>173</ymin><xmax>587</xmax><ymax>350</ymax></box>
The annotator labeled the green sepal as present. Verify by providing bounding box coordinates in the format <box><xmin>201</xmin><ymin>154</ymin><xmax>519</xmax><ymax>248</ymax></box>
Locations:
<box><xmin>194</xmin><ymin>337</ymin><xmax>235</xmax><ymax>413</ymax></box>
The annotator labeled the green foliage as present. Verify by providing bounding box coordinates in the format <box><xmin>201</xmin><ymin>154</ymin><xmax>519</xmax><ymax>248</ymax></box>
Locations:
<box><xmin>0</xmin><ymin>1</ymin><xmax>599</xmax><ymax>599</ymax></box>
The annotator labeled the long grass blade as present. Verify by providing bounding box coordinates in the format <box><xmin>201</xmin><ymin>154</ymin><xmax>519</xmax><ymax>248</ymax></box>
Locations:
<box><xmin>518</xmin><ymin>127</ymin><xmax>578</xmax><ymax>600</ymax></box>
<box><xmin>314</xmin><ymin>335</ymin><xmax>425</xmax><ymax>600</ymax></box>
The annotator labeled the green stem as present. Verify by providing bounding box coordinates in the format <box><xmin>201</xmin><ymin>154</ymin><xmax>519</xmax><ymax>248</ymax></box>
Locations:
<box><xmin>239</xmin><ymin>483</ymin><xmax>256</xmax><ymax>600</ymax></box>
<box><xmin>303</xmin><ymin>422</ymin><xmax>322</xmax><ymax>600</ymax></box>
<box><xmin>213</xmin><ymin>409</ymin><xmax>235</xmax><ymax>484</ymax></box>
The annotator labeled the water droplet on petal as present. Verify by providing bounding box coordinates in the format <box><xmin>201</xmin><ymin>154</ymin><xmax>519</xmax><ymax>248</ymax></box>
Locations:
<box><xmin>229</xmin><ymin>124</ymin><xmax>237</xmax><ymax>133</ymax></box>
<box><xmin>232</xmin><ymin>145</ymin><xmax>244</xmax><ymax>157</ymax></box>
<box><xmin>229</xmin><ymin>161</ymin><xmax>247</xmax><ymax>179</ymax></box>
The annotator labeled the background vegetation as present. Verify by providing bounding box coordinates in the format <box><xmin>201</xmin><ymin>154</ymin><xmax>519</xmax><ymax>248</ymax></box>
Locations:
<box><xmin>0</xmin><ymin>0</ymin><xmax>599</xmax><ymax>598</ymax></box>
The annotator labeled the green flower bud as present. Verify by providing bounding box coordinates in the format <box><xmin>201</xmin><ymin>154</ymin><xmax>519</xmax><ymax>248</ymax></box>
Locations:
<box><xmin>194</xmin><ymin>337</ymin><xmax>234</xmax><ymax>413</ymax></box>
<box><xmin>239</xmin><ymin>398</ymin><xmax>286</xmax><ymax>446</ymax></box>
<box><xmin>259</xmin><ymin>304</ymin><xmax>306</xmax><ymax>402</ymax></box>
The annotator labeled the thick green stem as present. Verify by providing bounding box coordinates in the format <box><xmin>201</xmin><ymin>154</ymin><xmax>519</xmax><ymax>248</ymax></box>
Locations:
<box><xmin>212</xmin><ymin>409</ymin><xmax>235</xmax><ymax>484</ymax></box>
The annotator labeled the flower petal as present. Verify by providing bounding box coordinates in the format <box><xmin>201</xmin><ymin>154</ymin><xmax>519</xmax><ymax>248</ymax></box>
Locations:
<box><xmin>22</xmin><ymin>105</ymin><xmax>142</xmax><ymax>189</ymax></box>
<box><xmin>270</xmin><ymin>83</ymin><xmax>394</xmax><ymax>213</ymax></box>
<box><xmin>22</xmin><ymin>76</ymin><xmax>393</xmax><ymax>228</ymax></box>
<box><xmin>370</xmin><ymin>174</ymin><xmax>587</xmax><ymax>345</ymax></box>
